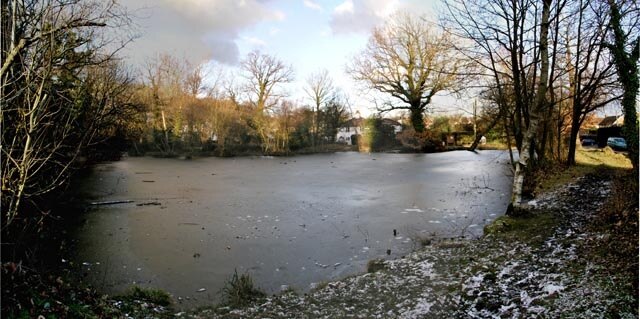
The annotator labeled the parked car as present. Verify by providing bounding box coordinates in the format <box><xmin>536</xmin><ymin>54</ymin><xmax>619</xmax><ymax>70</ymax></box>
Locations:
<box><xmin>607</xmin><ymin>137</ymin><xmax>627</xmax><ymax>150</ymax></box>
<box><xmin>581</xmin><ymin>138</ymin><xmax>596</xmax><ymax>146</ymax></box>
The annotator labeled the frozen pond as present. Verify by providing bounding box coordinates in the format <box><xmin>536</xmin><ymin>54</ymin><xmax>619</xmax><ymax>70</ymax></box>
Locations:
<box><xmin>71</xmin><ymin>151</ymin><xmax>513</xmax><ymax>307</ymax></box>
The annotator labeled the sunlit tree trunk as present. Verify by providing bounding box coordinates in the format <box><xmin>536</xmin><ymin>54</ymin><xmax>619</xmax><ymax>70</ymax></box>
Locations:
<box><xmin>510</xmin><ymin>0</ymin><xmax>552</xmax><ymax>214</ymax></box>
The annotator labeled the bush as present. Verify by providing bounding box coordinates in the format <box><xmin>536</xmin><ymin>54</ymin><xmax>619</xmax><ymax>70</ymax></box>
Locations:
<box><xmin>357</xmin><ymin>118</ymin><xmax>399</xmax><ymax>151</ymax></box>
<box><xmin>396</xmin><ymin>129</ymin><xmax>444</xmax><ymax>152</ymax></box>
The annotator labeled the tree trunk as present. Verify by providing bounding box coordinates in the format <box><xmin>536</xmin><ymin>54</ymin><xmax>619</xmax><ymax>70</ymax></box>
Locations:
<box><xmin>510</xmin><ymin>0</ymin><xmax>552</xmax><ymax>215</ymax></box>
<box><xmin>410</xmin><ymin>104</ymin><xmax>425</xmax><ymax>133</ymax></box>
<box><xmin>160</xmin><ymin>109</ymin><xmax>171</xmax><ymax>153</ymax></box>
<box><xmin>504</xmin><ymin>114</ymin><xmax>515</xmax><ymax>167</ymax></box>
<box><xmin>566</xmin><ymin>110</ymin><xmax>581</xmax><ymax>165</ymax></box>
<box><xmin>468</xmin><ymin>114</ymin><xmax>501</xmax><ymax>151</ymax></box>
<box><xmin>607</xmin><ymin>0</ymin><xmax>639</xmax><ymax>179</ymax></box>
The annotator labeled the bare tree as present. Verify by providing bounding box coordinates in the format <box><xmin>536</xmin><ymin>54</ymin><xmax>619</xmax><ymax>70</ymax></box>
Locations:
<box><xmin>241</xmin><ymin>50</ymin><xmax>294</xmax><ymax>153</ymax></box>
<box><xmin>184</xmin><ymin>62</ymin><xmax>206</xmax><ymax>97</ymax></box>
<box><xmin>304</xmin><ymin>69</ymin><xmax>334</xmax><ymax>147</ymax></box>
<box><xmin>348</xmin><ymin>13</ymin><xmax>463</xmax><ymax>132</ymax></box>
<box><xmin>443</xmin><ymin>0</ymin><xmax>554</xmax><ymax>152</ymax></box>
<box><xmin>142</xmin><ymin>54</ymin><xmax>186</xmax><ymax>154</ymax></box>
<box><xmin>1</xmin><ymin>0</ymin><xmax>132</xmax><ymax>226</ymax></box>
<box><xmin>511</xmin><ymin>0</ymin><xmax>553</xmax><ymax>211</ymax></box>
<box><xmin>563</xmin><ymin>0</ymin><xmax>620</xmax><ymax>165</ymax></box>
<box><xmin>242</xmin><ymin>50</ymin><xmax>294</xmax><ymax>112</ymax></box>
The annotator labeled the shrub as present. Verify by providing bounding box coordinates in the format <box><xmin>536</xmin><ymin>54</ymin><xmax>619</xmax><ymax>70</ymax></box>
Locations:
<box><xmin>396</xmin><ymin>129</ymin><xmax>444</xmax><ymax>152</ymax></box>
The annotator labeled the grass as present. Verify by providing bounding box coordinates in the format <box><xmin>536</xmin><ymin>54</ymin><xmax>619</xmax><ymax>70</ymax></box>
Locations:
<box><xmin>366</xmin><ymin>259</ymin><xmax>386</xmax><ymax>273</ymax></box>
<box><xmin>121</xmin><ymin>285</ymin><xmax>172</xmax><ymax>306</ymax></box>
<box><xmin>220</xmin><ymin>269</ymin><xmax>266</xmax><ymax>308</ymax></box>
<box><xmin>477</xmin><ymin>141</ymin><xmax>510</xmax><ymax>150</ymax></box>
<box><xmin>536</xmin><ymin>148</ymin><xmax>632</xmax><ymax>193</ymax></box>
<box><xmin>484</xmin><ymin>211</ymin><xmax>557</xmax><ymax>246</ymax></box>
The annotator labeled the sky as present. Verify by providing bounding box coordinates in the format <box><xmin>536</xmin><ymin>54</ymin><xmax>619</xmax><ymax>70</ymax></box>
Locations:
<box><xmin>118</xmin><ymin>0</ymin><xmax>469</xmax><ymax>117</ymax></box>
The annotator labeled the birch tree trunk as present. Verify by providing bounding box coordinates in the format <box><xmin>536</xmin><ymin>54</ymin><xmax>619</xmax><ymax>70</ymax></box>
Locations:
<box><xmin>510</xmin><ymin>0</ymin><xmax>552</xmax><ymax>214</ymax></box>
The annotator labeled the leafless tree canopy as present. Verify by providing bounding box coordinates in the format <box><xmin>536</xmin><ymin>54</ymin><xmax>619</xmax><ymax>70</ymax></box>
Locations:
<box><xmin>305</xmin><ymin>69</ymin><xmax>334</xmax><ymax>112</ymax></box>
<box><xmin>241</xmin><ymin>50</ymin><xmax>294</xmax><ymax>112</ymax></box>
<box><xmin>305</xmin><ymin>69</ymin><xmax>334</xmax><ymax>146</ymax></box>
<box><xmin>349</xmin><ymin>13</ymin><xmax>463</xmax><ymax>132</ymax></box>
<box><xmin>1</xmin><ymin>0</ymin><xmax>133</xmax><ymax>225</ymax></box>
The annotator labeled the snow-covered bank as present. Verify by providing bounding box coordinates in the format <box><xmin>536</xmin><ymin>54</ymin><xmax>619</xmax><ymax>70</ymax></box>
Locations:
<box><xmin>189</xmin><ymin>170</ymin><xmax>637</xmax><ymax>318</ymax></box>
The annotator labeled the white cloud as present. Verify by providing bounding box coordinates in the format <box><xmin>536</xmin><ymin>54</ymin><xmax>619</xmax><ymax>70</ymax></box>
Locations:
<box><xmin>330</xmin><ymin>0</ymin><xmax>400</xmax><ymax>34</ymax></box>
<box><xmin>303</xmin><ymin>0</ymin><xmax>323</xmax><ymax>11</ymax></box>
<box><xmin>269</xmin><ymin>27</ymin><xmax>281</xmax><ymax>36</ymax></box>
<box><xmin>159</xmin><ymin>0</ymin><xmax>284</xmax><ymax>30</ymax></box>
<box><xmin>117</xmin><ymin>0</ymin><xmax>284</xmax><ymax>66</ymax></box>
<box><xmin>334</xmin><ymin>0</ymin><xmax>354</xmax><ymax>14</ymax></box>
<box><xmin>243</xmin><ymin>36</ymin><xmax>267</xmax><ymax>47</ymax></box>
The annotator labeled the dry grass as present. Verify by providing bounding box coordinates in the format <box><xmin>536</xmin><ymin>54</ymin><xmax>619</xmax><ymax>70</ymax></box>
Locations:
<box><xmin>220</xmin><ymin>270</ymin><xmax>266</xmax><ymax>308</ymax></box>
<box><xmin>477</xmin><ymin>141</ymin><xmax>511</xmax><ymax>150</ymax></box>
<box><xmin>536</xmin><ymin>148</ymin><xmax>632</xmax><ymax>194</ymax></box>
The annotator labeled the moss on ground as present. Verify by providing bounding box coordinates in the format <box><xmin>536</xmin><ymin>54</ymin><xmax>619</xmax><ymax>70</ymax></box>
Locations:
<box><xmin>121</xmin><ymin>285</ymin><xmax>173</xmax><ymax>306</ymax></box>
<box><xmin>484</xmin><ymin>211</ymin><xmax>556</xmax><ymax>245</ymax></box>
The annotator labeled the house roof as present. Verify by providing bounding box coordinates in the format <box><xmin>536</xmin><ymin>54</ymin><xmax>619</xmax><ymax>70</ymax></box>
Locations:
<box><xmin>583</xmin><ymin>116</ymin><xmax>604</xmax><ymax>129</ymax></box>
<box><xmin>343</xmin><ymin>118</ymin><xmax>364</xmax><ymax>127</ymax></box>
<box><xmin>598</xmin><ymin>116</ymin><xmax>622</xmax><ymax>127</ymax></box>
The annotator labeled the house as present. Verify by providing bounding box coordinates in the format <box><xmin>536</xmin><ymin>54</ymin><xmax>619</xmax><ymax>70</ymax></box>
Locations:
<box><xmin>381</xmin><ymin>118</ymin><xmax>403</xmax><ymax>134</ymax></box>
<box><xmin>596</xmin><ymin>115</ymin><xmax>624</xmax><ymax>147</ymax></box>
<box><xmin>336</xmin><ymin>118</ymin><xmax>364</xmax><ymax>145</ymax></box>
<box><xmin>598</xmin><ymin>115</ymin><xmax>624</xmax><ymax>128</ymax></box>
<box><xmin>336</xmin><ymin>117</ymin><xmax>403</xmax><ymax>145</ymax></box>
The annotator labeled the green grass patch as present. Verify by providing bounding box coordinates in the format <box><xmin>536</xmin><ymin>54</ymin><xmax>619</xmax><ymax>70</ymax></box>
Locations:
<box><xmin>484</xmin><ymin>211</ymin><xmax>557</xmax><ymax>245</ymax></box>
<box><xmin>121</xmin><ymin>286</ymin><xmax>172</xmax><ymax>306</ymax></box>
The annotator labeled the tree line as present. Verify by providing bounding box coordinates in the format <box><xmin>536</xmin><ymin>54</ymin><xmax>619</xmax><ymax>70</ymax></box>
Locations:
<box><xmin>1</xmin><ymin>0</ymin><xmax>638</xmax><ymax>238</ymax></box>
<box><xmin>131</xmin><ymin>52</ymin><xmax>351</xmax><ymax>158</ymax></box>
<box><xmin>1</xmin><ymin>0</ymin><xmax>353</xmax><ymax>233</ymax></box>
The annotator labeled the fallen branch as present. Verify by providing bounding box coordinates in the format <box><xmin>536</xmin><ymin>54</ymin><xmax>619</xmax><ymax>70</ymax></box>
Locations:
<box><xmin>89</xmin><ymin>200</ymin><xmax>134</xmax><ymax>206</ymax></box>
